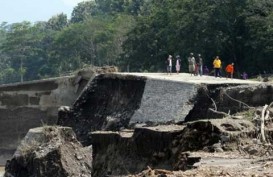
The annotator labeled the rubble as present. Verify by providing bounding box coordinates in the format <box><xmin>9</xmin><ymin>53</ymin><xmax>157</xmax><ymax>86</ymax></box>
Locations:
<box><xmin>4</xmin><ymin>126</ymin><xmax>92</xmax><ymax>177</ymax></box>
<box><xmin>89</xmin><ymin>118</ymin><xmax>263</xmax><ymax>176</ymax></box>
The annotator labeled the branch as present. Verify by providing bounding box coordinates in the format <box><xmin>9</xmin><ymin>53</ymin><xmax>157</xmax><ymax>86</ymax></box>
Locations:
<box><xmin>268</xmin><ymin>102</ymin><xmax>273</xmax><ymax>108</ymax></box>
<box><xmin>261</xmin><ymin>104</ymin><xmax>268</xmax><ymax>143</ymax></box>
<box><xmin>208</xmin><ymin>108</ymin><xmax>243</xmax><ymax>119</ymax></box>
<box><xmin>223</xmin><ymin>91</ymin><xmax>255</xmax><ymax>109</ymax></box>
<box><xmin>210</xmin><ymin>98</ymin><xmax>217</xmax><ymax>111</ymax></box>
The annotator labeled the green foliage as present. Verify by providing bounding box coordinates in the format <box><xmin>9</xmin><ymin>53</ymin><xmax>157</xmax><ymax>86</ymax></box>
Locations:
<box><xmin>46</xmin><ymin>13</ymin><xmax>68</xmax><ymax>31</ymax></box>
<box><xmin>71</xmin><ymin>1</ymin><xmax>99</xmax><ymax>23</ymax></box>
<box><xmin>243</xmin><ymin>0</ymin><xmax>273</xmax><ymax>72</ymax></box>
<box><xmin>0</xmin><ymin>0</ymin><xmax>273</xmax><ymax>84</ymax></box>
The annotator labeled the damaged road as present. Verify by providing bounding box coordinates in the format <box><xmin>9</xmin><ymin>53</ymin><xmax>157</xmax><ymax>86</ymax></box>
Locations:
<box><xmin>2</xmin><ymin>72</ymin><xmax>273</xmax><ymax>177</ymax></box>
<box><xmin>56</xmin><ymin>73</ymin><xmax>273</xmax><ymax>176</ymax></box>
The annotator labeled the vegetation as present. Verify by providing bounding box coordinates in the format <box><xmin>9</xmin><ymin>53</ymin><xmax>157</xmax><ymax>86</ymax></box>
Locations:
<box><xmin>0</xmin><ymin>0</ymin><xmax>273</xmax><ymax>84</ymax></box>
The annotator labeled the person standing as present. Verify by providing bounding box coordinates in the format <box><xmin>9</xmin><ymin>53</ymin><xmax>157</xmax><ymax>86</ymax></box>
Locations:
<box><xmin>188</xmin><ymin>53</ymin><xmax>196</xmax><ymax>76</ymax></box>
<box><xmin>196</xmin><ymin>54</ymin><xmax>203</xmax><ymax>76</ymax></box>
<box><xmin>241</xmin><ymin>72</ymin><xmax>248</xmax><ymax>79</ymax></box>
<box><xmin>225</xmin><ymin>63</ymin><xmax>234</xmax><ymax>79</ymax></box>
<box><xmin>203</xmin><ymin>66</ymin><xmax>209</xmax><ymax>75</ymax></box>
<box><xmin>213</xmin><ymin>56</ymin><xmax>221</xmax><ymax>77</ymax></box>
<box><xmin>175</xmin><ymin>55</ymin><xmax>181</xmax><ymax>74</ymax></box>
<box><xmin>166</xmin><ymin>55</ymin><xmax>173</xmax><ymax>75</ymax></box>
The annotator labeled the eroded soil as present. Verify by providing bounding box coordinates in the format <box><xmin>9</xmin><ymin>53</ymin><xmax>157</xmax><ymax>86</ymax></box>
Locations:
<box><xmin>130</xmin><ymin>151</ymin><xmax>273</xmax><ymax>177</ymax></box>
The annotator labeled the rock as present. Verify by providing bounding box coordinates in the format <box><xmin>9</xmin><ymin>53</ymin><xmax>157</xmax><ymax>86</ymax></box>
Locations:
<box><xmin>248</xmin><ymin>147</ymin><xmax>259</xmax><ymax>155</ymax></box>
<box><xmin>4</xmin><ymin>126</ymin><xmax>92</xmax><ymax>177</ymax></box>
<box><xmin>252</xmin><ymin>138</ymin><xmax>262</xmax><ymax>145</ymax></box>
<box><xmin>102</xmin><ymin>116</ymin><xmax>120</xmax><ymax>131</ymax></box>
<box><xmin>212</xmin><ymin>142</ymin><xmax>222</xmax><ymax>149</ymax></box>
<box><xmin>215</xmin><ymin>147</ymin><xmax>224</xmax><ymax>152</ymax></box>
<box><xmin>220</xmin><ymin>134</ymin><xmax>230</xmax><ymax>143</ymax></box>
<box><xmin>263</xmin><ymin>77</ymin><xmax>269</xmax><ymax>82</ymax></box>
<box><xmin>75</xmin><ymin>67</ymin><xmax>95</xmax><ymax>80</ymax></box>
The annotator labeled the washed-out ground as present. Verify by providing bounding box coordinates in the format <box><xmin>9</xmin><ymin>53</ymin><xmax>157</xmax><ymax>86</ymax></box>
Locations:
<box><xmin>0</xmin><ymin>72</ymin><xmax>271</xmax><ymax>177</ymax></box>
<box><xmin>133</xmin><ymin>151</ymin><xmax>273</xmax><ymax>177</ymax></box>
<box><xmin>2</xmin><ymin>153</ymin><xmax>273</xmax><ymax>177</ymax></box>
<box><xmin>188</xmin><ymin>152</ymin><xmax>273</xmax><ymax>177</ymax></box>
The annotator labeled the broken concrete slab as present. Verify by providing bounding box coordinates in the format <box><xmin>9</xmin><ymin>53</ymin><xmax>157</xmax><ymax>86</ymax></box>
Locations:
<box><xmin>58</xmin><ymin>74</ymin><xmax>147</xmax><ymax>145</ymax></box>
<box><xmin>130</xmin><ymin>79</ymin><xmax>198</xmax><ymax>124</ymax></box>
<box><xmin>4</xmin><ymin>126</ymin><xmax>92</xmax><ymax>177</ymax></box>
<box><xmin>91</xmin><ymin>125</ymin><xmax>185</xmax><ymax>177</ymax></box>
<box><xmin>58</xmin><ymin>73</ymin><xmax>268</xmax><ymax>146</ymax></box>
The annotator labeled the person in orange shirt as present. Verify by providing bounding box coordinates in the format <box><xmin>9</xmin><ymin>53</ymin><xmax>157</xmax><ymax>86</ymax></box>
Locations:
<box><xmin>225</xmin><ymin>63</ymin><xmax>234</xmax><ymax>79</ymax></box>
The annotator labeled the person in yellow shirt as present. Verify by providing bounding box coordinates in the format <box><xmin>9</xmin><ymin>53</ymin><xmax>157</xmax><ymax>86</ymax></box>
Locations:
<box><xmin>213</xmin><ymin>56</ymin><xmax>221</xmax><ymax>77</ymax></box>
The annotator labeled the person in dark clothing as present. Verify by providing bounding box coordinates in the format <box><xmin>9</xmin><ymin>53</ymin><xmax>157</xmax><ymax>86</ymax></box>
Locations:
<box><xmin>196</xmin><ymin>54</ymin><xmax>203</xmax><ymax>76</ymax></box>
<box><xmin>203</xmin><ymin>66</ymin><xmax>209</xmax><ymax>75</ymax></box>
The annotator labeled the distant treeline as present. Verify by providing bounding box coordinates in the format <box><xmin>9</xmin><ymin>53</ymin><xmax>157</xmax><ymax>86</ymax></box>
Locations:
<box><xmin>0</xmin><ymin>0</ymin><xmax>272</xmax><ymax>83</ymax></box>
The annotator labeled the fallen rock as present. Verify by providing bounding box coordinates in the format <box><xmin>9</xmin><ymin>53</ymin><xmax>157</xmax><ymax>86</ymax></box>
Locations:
<box><xmin>4</xmin><ymin>126</ymin><xmax>92</xmax><ymax>177</ymax></box>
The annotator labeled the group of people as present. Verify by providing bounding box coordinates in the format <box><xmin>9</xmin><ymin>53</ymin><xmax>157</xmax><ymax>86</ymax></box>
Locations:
<box><xmin>166</xmin><ymin>53</ymin><xmax>205</xmax><ymax>75</ymax></box>
<box><xmin>166</xmin><ymin>55</ymin><xmax>180</xmax><ymax>75</ymax></box>
<box><xmin>166</xmin><ymin>53</ymin><xmax>245</xmax><ymax>79</ymax></box>
<box><xmin>187</xmin><ymin>53</ymin><xmax>204</xmax><ymax>76</ymax></box>
<box><xmin>166</xmin><ymin>53</ymin><xmax>207</xmax><ymax>76</ymax></box>
<box><xmin>212</xmin><ymin>56</ymin><xmax>235</xmax><ymax>79</ymax></box>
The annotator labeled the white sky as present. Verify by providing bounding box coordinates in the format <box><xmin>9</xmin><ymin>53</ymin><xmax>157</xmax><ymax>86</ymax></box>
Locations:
<box><xmin>0</xmin><ymin>0</ymin><xmax>90</xmax><ymax>24</ymax></box>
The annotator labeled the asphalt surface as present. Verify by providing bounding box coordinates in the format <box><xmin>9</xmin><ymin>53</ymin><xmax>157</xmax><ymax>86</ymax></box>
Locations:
<box><xmin>118</xmin><ymin>72</ymin><xmax>261</xmax><ymax>84</ymax></box>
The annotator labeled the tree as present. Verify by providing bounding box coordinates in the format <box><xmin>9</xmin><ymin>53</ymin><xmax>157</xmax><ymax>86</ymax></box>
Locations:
<box><xmin>50</xmin><ymin>16</ymin><xmax>112</xmax><ymax>73</ymax></box>
<box><xmin>1</xmin><ymin>22</ymin><xmax>34</xmax><ymax>82</ymax></box>
<box><xmin>0</xmin><ymin>22</ymin><xmax>18</xmax><ymax>83</ymax></box>
<box><xmin>244</xmin><ymin>0</ymin><xmax>273</xmax><ymax>74</ymax></box>
<box><xmin>95</xmin><ymin>0</ymin><xmax>126</xmax><ymax>14</ymax></box>
<box><xmin>46</xmin><ymin>13</ymin><xmax>68</xmax><ymax>31</ymax></box>
<box><xmin>71</xmin><ymin>1</ymin><xmax>98</xmax><ymax>23</ymax></box>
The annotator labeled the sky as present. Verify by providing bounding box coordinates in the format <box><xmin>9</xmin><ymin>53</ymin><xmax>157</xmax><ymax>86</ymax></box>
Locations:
<box><xmin>0</xmin><ymin>0</ymin><xmax>89</xmax><ymax>24</ymax></box>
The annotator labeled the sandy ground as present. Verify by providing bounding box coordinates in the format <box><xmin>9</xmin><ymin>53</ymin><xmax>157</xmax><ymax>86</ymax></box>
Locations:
<box><xmin>0</xmin><ymin>167</ymin><xmax>4</xmax><ymax>177</ymax></box>
<box><xmin>183</xmin><ymin>151</ymin><xmax>273</xmax><ymax>177</ymax></box>
<box><xmin>132</xmin><ymin>151</ymin><xmax>273</xmax><ymax>177</ymax></box>
<box><xmin>117</xmin><ymin>72</ymin><xmax>261</xmax><ymax>84</ymax></box>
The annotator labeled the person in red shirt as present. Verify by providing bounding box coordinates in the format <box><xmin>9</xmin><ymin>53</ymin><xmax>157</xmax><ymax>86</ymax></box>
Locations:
<box><xmin>225</xmin><ymin>63</ymin><xmax>234</xmax><ymax>79</ymax></box>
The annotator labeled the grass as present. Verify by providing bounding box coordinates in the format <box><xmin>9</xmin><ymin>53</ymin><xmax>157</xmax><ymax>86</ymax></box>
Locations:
<box><xmin>17</xmin><ymin>139</ymin><xmax>41</xmax><ymax>157</ymax></box>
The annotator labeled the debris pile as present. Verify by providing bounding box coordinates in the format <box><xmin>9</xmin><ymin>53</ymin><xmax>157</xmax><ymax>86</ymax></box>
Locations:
<box><xmin>4</xmin><ymin>126</ymin><xmax>92</xmax><ymax>177</ymax></box>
